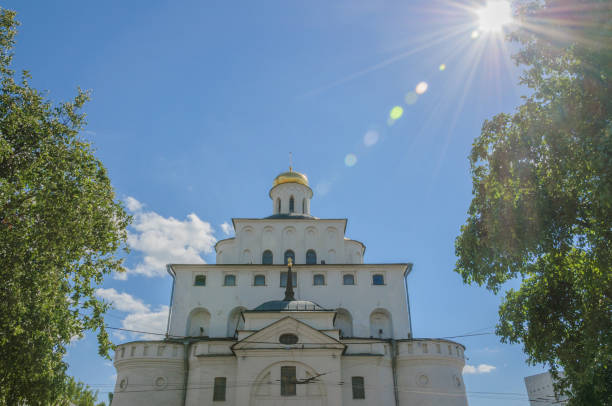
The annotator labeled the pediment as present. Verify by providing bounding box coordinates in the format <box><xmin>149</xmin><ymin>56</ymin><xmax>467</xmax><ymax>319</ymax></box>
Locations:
<box><xmin>232</xmin><ymin>316</ymin><xmax>344</xmax><ymax>351</ymax></box>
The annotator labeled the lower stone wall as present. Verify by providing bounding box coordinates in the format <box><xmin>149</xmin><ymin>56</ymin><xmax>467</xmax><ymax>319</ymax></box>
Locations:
<box><xmin>112</xmin><ymin>341</ymin><xmax>185</xmax><ymax>406</ymax></box>
<box><xmin>111</xmin><ymin>338</ymin><xmax>468</xmax><ymax>406</ymax></box>
<box><xmin>396</xmin><ymin>340</ymin><xmax>468</xmax><ymax>406</ymax></box>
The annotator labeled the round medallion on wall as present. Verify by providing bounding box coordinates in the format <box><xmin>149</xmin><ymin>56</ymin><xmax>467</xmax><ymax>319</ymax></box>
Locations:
<box><xmin>417</xmin><ymin>374</ymin><xmax>429</xmax><ymax>387</ymax></box>
<box><xmin>154</xmin><ymin>376</ymin><xmax>167</xmax><ymax>390</ymax></box>
<box><xmin>118</xmin><ymin>377</ymin><xmax>128</xmax><ymax>391</ymax></box>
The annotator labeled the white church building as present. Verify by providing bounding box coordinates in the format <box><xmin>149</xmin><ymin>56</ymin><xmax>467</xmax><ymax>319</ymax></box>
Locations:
<box><xmin>112</xmin><ymin>169</ymin><xmax>469</xmax><ymax>405</ymax></box>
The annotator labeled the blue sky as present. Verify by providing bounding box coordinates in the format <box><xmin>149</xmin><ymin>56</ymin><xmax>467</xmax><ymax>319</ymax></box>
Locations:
<box><xmin>5</xmin><ymin>0</ymin><xmax>550</xmax><ymax>403</ymax></box>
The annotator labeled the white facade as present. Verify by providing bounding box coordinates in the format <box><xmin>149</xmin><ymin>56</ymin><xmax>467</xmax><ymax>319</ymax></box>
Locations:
<box><xmin>524</xmin><ymin>372</ymin><xmax>568</xmax><ymax>405</ymax></box>
<box><xmin>113</xmin><ymin>169</ymin><xmax>469</xmax><ymax>406</ymax></box>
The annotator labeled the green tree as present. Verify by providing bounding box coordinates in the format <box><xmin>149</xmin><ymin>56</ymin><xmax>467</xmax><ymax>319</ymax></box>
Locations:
<box><xmin>59</xmin><ymin>377</ymin><xmax>106</xmax><ymax>406</ymax></box>
<box><xmin>455</xmin><ymin>0</ymin><xmax>611</xmax><ymax>404</ymax></box>
<box><xmin>0</xmin><ymin>8</ymin><xmax>129</xmax><ymax>405</ymax></box>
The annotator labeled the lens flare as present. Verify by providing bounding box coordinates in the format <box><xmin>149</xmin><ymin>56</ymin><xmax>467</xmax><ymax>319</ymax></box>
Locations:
<box><xmin>471</xmin><ymin>30</ymin><xmax>480</xmax><ymax>39</ymax></box>
<box><xmin>389</xmin><ymin>106</ymin><xmax>404</xmax><ymax>120</ymax></box>
<box><xmin>477</xmin><ymin>0</ymin><xmax>512</xmax><ymax>32</ymax></box>
<box><xmin>415</xmin><ymin>82</ymin><xmax>428</xmax><ymax>95</ymax></box>
<box><xmin>405</xmin><ymin>91</ymin><xmax>418</xmax><ymax>105</ymax></box>
<box><xmin>344</xmin><ymin>153</ymin><xmax>357</xmax><ymax>167</ymax></box>
<box><xmin>439</xmin><ymin>64</ymin><xmax>446</xmax><ymax>71</ymax></box>
<box><xmin>363</xmin><ymin>131</ymin><xmax>379</xmax><ymax>147</ymax></box>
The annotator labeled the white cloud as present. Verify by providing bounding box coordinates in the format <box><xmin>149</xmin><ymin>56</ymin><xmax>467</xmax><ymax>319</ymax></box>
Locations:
<box><xmin>125</xmin><ymin>196</ymin><xmax>143</xmax><ymax>212</ymax></box>
<box><xmin>98</xmin><ymin>289</ymin><xmax>169</xmax><ymax>341</ymax></box>
<box><xmin>463</xmin><ymin>364</ymin><xmax>496</xmax><ymax>374</ymax></box>
<box><xmin>220</xmin><ymin>222</ymin><xmax>233</xmax><ymax>236</ymax></box>
<box><xmin>122</xmin><ymin>305</ymin><xmax>169</xmax><ymax>340</ymax></box>
<box><xmin>122</xmin><ymin>197</ymin><xmax>217</xmax><ymax>278</ymax></box>
<box><xmin>96</xmin><ymin>288</ymin><xmax>149</xmax><ymax>313</ymax></box>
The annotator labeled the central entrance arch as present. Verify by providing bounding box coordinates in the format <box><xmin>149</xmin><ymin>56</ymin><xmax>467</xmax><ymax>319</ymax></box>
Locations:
<box><xmin>249</xmin><ymin>361</ymin><xmax>327</xmax><ymax>406</ymax></box>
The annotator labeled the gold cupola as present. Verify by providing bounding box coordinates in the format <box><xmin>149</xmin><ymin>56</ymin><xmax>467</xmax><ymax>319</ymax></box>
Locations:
<box><xmin>272</xmin><ymin>168</ymin><xmax>309</xmax><ymax>188</ymax></box>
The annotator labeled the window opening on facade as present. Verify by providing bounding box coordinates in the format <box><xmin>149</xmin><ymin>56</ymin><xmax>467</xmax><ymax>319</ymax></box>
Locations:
<box><xmin>313</xmin><ymin>274</ymin><xmax>325</xmax><ymax>286</ymax></box>
<box><xmin>372</xmin><ymin>274</ymin><xmax>384</xmax><ymax>285</ymax></box>
<box><xmin>289</xmin><ymin>196</ymin><xmax>295</xmax><ymax>213</ymax></box>
<box><xmin>262</xmin><ymin>250</ymin><xmax>273</xmax><ymax>265</ymax></box>
<box><xmin>284</xmin><ymin>250</ymin><xmax>295</xmax><ymax>265</ymax></box>
<box><xmin>280</xmin><ymin>366</ymin><xmax>296</xmax><ymax>396</ymax></box>
<box><xmin>279</xmin><ymin>333</ymin><xmax>298</xmax><ymax>344</ymax></box>
<box><xmin>213</xmin><ymin>377</ymin><xmax>226</xmax><ymax>401</ymax></box>
<box><xmin>277</xmin><ymin>198</ymin><xmax>281</xmax><ymax>213</ymax></box>
<box><xmin>352</xmin><ymin>376</ymin><xmax>365</xmax><ymax>399</ymax></box>
<box><xmin>343</xmin><ymin>274</ymin><xmax>355</xmax><ymax>285</ymax></box>
<box><xmin>302</xmin><ymin>198</ymin><xmax>306</xmax><ymax>213</ymax></box>
<box><xmin>306</xmin><ymin>249</ymin><xmax>317</xmax><ymax>265</ymax></box>
<box><xmin>194</xmin><ymin>275</ymin><xmax>206</xmax><ymax>286</ymax></box>
<box><xmin>280</xmin><ymin>272</ymin><xmax>297</xmax><ymax>287</ymax></box>
<box><xmin>224</xmin><ymin>274</ymin><xmax>236</xmax><ymax>286</ymax></box>
<box><xmin>254</xmin><ymin>274</ymin><xmax>265</xmax><ymax>286</ymax></box>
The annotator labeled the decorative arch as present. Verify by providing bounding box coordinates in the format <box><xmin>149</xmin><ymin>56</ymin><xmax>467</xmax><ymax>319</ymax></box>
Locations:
<box><xmin>326</xmin><ymin>227</ymin><xmax>338</xmax><ymax>242</ymax></box>
<box><xmin>241</xmin><ymin>249</ymin><xmax>252</xmax><ymax>264</ymax></box>
<box><xmin>249</xmin><ymin>360</ymin><xmax>326</xmax><ymax>406</ymax></box>
<box><xmin>369</xmin><ymin>308</ymin><xmax>393</xmax><ymax>339</ymax></box>
<box><xmin>186</xmin><ymin>308</ymin><xmax>211</xmax><ymax>337</ymax></box>
<box><xmin>226</xmin><ymin>306</ymin><xmax>246</xmax><ymax>338</ymax></box>
<box><xmin>282</xmin><ymin>226</ymin><xmax>296</xmax><ymax>248</ymax></box>
<box><xmin>334</xmin><ymin>308</ymin><xmax>353</xmax><ymax>338</ymax></box>
<box><xmin>241</xmin><ymin>225</ymin><xmax>255</xmax><ymax>235</ymax></box>
<box><xmin>327</xmin><ymin>249</ymin><xmax>336</xmax><ymax>264</ymax></box>
<box><xmin>262</xmin><ymin>226</ymin><xmax>275</xmax><ymax>248</ymax></box>
<box><xmin>304</xmin><ymin>226</ymin><xmax>318</xmax><ymax>249</ymax></box>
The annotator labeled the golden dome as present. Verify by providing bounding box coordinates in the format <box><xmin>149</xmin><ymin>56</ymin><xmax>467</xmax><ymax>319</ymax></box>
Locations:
<box><xmin>272</xmin><ymin>169</ymin><xmax>309</xmax><ymax>188</ymax></box>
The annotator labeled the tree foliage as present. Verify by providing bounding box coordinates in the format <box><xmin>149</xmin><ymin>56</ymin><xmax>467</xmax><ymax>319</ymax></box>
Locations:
<box><xmin>0</xmin><ymin>8</ymin><xmax>129</xmax><ymax>405</ymax></box>
<box><xmin>59</xmin><ymin>377</ymin><xmax>106</xmax><ymax>406</ymax></box>
<box><xmin>455</xmin><ymin>0</ymin><xmax>611</xmax><ymax>404</ymax></box>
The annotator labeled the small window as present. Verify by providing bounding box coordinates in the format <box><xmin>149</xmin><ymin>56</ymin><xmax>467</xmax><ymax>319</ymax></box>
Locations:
<box><xmin>313</xmin><ymin>274</ymin><xmax>325</xmax><ymax>286</ymax></box>
<box><xmin>224</xmin><ymin>274</ymin><xmax>236</xmax><ymax>286</ymax></box>
<box><xmin>306</xmin><ymin>249</ymin><xmax>317</xmax><ymax>265</ymax></box>
<box><xmin>277</xmin><ymin>198</ymin><xmax>281</xmax><ymax>213</ymax></box>
<box><xmin>372</xmin><ymin>274</ymin><xmax>384</xmax><ymax>285</ymax></box>
<box><xmin>343</xmin><ymin>274</ymin><xmax>355</xmax><ymax>285</ymax></box>
<box><xmin>284</xmin><ymin>250</ymin><xmax>295</xmax><ymax>265</ymax></box>
<box><xmin>352</xmin><ymin>376</ymin><xmax>365</xmax><ymax>399</ymax></box>
<box><xmin>194</xmin><ymin>275</ymin><xmax>206</xmax><ymax>286</ymax></box>
<box><xmin>302</xmin><ymin>198</ymin><xmax>306</xmax><ymax>213</ymax></box>
<box><xmin>254</xmin><ymin>274</ymin><xmax>265</xmax><ymax>286</ymax></box>
<box><xmin>281</xmin><ymin>366</ymin><xmax>296</xmax><ymax>396</ymax></box>
<box><xmin>280</xmin><ymin>272</ymin><xmax>297</xmax><ymax>287</ymax></box>
<box><xmin>262</xmin><ymin>250</ymin><xmax>273</xmax><ymax>265</ymax></box>
<box><xmin>213</xmin><ymin>377</ymin><xmax>226</xmax><ymax>401</ymax></box>
<box><xmin>279</xmin><ymin>333</ymin><xmax>298</xmax><ymax>344</ymax></box>
<box><xmin>289</xmin><ymin>196</ymin><xmax>295</xmax><ymax>213</ymax></box>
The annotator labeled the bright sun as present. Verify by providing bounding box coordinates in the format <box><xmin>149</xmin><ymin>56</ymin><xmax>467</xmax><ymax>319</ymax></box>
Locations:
<box><xmin>477</xmin><ymin>0</ymin><xmax>513</xmax><ymax>32</ymax></box>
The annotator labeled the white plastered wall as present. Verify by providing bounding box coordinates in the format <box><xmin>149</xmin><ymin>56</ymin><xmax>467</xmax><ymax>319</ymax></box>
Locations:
<box><xmin>168</xmin><ymin>264</ymin><xmax>411</xmax><ymax>339</ymax></box>
<box><xmin>215</xmin><ymin>219</ymin><xmax>365</xmax><ymax>265</ymax></box>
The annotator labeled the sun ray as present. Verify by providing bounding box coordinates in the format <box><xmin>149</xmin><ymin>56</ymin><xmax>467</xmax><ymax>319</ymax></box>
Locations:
<box><xmin>301</xmin><ymin>22</ymin><xmax>475</xmax><ymax>98</ymax></box>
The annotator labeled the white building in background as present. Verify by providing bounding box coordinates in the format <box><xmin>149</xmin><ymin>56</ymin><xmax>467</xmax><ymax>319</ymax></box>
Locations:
<box><xmin>524</xmin><ymin>372</ymin><xmax>568</xmax><ymax>405</ymax></box>
<box><xmin>112</xmin><ymin>169</ymin><xmax>469</xmax><ymax>406</ymax></box>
